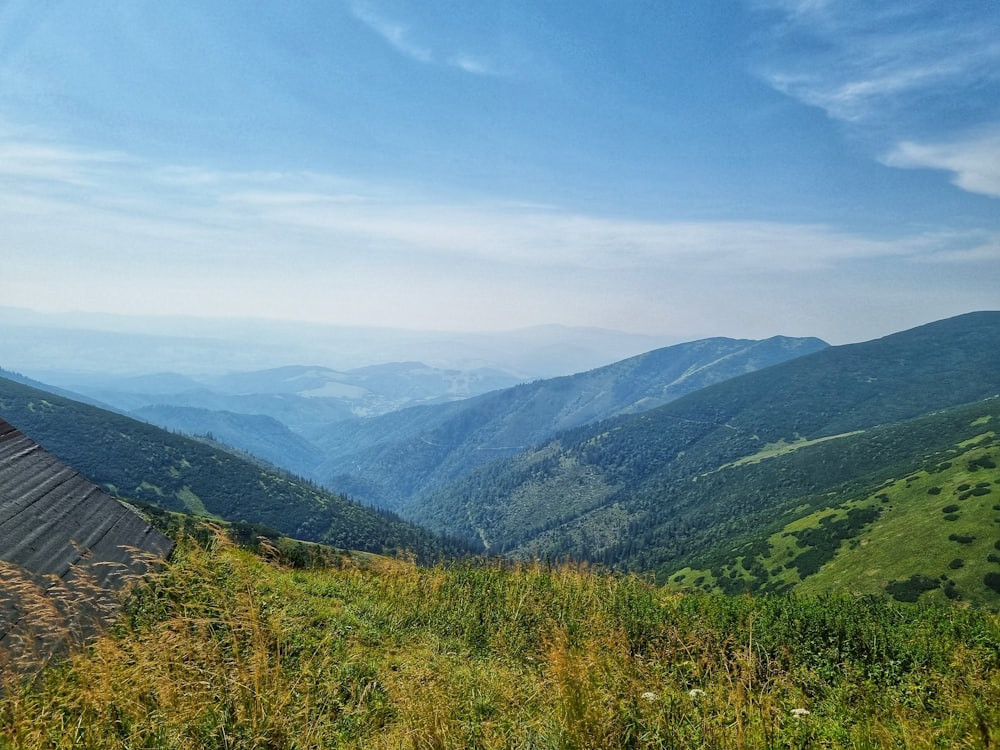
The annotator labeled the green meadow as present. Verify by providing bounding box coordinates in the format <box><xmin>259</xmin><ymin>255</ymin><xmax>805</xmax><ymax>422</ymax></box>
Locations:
<box><xmin>2</xmin><ymin>531</ymin><xmax>997</xmax><ymax>749</ymax></box>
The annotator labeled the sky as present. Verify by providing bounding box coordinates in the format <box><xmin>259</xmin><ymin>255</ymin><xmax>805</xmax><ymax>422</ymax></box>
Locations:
<box><xmin>1</xmin><ymin>0</ymin><xmax>998</xmax><ymax>345</ymax></box>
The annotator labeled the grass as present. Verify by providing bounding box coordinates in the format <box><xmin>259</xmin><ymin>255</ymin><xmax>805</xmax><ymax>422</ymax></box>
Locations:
<box><xmin>719</xmin><ymin>431</ymin><xmax>866</xmax><ymax>470</ymax></box>
<box><xmin>795</xmin><ymin>440</ymin><xmax>999</xmax><ymax>607</ymax></box>
<box><xmin>2</xmin><ymin>531</ymin><xmax>998</xmax><ymax>749</ymax></box>
<box><xmin>672</xmin><ymin>431</ymin><xmax>1000</xmax><ymax>608</ymax></box>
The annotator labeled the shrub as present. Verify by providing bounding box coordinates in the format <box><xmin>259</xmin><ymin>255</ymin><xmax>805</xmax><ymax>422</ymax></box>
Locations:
<box><xmin>927</xmin><ymin>487</ymin><xmax>942</xmax><ymax>495</ymax></box>
<box><xmin>941</xmin><ymin>504</ymin><xmax>960</xmax><ymax>514</ymax></box>
<box><xmin>885</xmin><ymin>574</ymin><xmax>939</xmax><ymax>603</ymax></box>
<box><xmin>943</xmin><ymin>513</ymin><xmax>960</xmax><ymax>521</ymax></box>
<box><xmin>949</xmin><ymin>534</ymin><xmax>976</xmax><ymax>544</ymax></box>
<box><xmin>984</xmin><ymin>572</ymin><xmax>1000</xmax><ymax>595</ymax></box>
<box><xmin>948</xmin><ymin>558</ymin><xmax>964</xmax><ymax>570</ymax></box>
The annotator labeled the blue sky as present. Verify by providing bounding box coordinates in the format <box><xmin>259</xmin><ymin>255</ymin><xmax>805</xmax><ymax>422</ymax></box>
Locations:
<box><xmin>1</xmin><ymin>0</ymin><xmax>998</xmax><ymax>344</ymax></box>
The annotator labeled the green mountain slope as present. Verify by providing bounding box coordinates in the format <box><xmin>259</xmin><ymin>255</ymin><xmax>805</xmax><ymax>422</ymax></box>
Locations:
<box><xmin>313</xmin><ymin>335</ymin><xmax>827</xmax><ymax>509</ymax></box>
<box><xmin>668</xmin><ymin>401</ymin><xmax>1000</xmax><ymax>604</ymax></box>
<box><xmin>410</xmin><ymin>312</ymin><xmax>1000</xmax><ymax>588</ymax></box>
<box><xmin>131</xmin><ymin>404</ymin><xmax>326</xmax><ymax>478</ymax></box>
<box><xmin>0</xmin><ymin>375</ymin><xmax>467</xmax><ymax>562</ymax></box>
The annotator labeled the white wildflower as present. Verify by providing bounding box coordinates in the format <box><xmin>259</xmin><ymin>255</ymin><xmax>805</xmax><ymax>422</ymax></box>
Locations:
<box><xmin>791</xmin><ymin>707</ymin><xmax>810</xmax><ymax>718</ymax></box>
<box><xmin>640</xmin><ymin>691</ymin><xmax>658</xmax><ymax>702</ymax></box>
<box><xmin>688</xmin><ymin>688</ymin><xmax>706</xmax><ymax>698</ymax></box>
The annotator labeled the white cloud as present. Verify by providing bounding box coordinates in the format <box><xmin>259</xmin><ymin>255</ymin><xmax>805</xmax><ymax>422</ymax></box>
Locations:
<box><xmin>756</xmin><ymin>2</ymin><xmax>1000</xmax><ymax>124</ymax></box>
<box><xmin>448</xmin><ymin>53</ymin><xmax>500</xmax><ymax>76</ymax></box>
<box><xmin>0</xmin><ymin>140</ymin><xmax>126</xmax><ymax>186</ymax></box>
<box><xmin>348</xmin><ymin>1</ymin><xmax>504</xmax><ymax>76</ymax></box>
<box><xmin>883</xmin><ymin>129</ymin><xmax>1000</xmax><ymax>199</ymax></box>
<box><xmin>349</xmin><ymin>1</ymin><xmax>432</xmax><ymax>63</ymax></box>
<box><xmin>4</xmin><ymin>134</ymin><xmax>997</xmax><ymax>275</ymax></box>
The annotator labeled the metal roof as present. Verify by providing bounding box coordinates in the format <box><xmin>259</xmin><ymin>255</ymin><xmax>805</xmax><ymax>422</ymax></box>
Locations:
<box><xmin>0</xmin><ymin>418</ymin><xmax>174</xmax><ymax>671</ymax></box>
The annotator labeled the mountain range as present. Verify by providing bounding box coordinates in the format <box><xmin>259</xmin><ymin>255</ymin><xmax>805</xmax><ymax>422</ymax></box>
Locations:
<box><xmin>2</xmin><ymin>310</ymin><xmax>998</xmax><ymax>608</ymax></box>
<box><xmin>407</xmin><ymin>311</ymin><xmax>1000</xmax><ymax>604</ymax></box>
<box><xmin>14</xmin><ymin>334</ymin><xmax>826</xmax><ymax>508</ymax></box>
<box><xmin>311</xmin><ymin>335</ymin><xmax>828</xmax><ymax>509</ymax></box>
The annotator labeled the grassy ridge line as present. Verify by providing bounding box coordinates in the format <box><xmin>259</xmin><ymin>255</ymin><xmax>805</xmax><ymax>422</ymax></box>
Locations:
<box><xmin>2</xmin><ymin>537</ymin><xmax>998</xmax><ymax>748</ymax></box>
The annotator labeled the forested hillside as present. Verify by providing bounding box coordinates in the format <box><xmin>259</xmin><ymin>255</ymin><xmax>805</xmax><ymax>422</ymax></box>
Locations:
<box><xmin>313</xmin><ymin>335</ymin><xmax>826</xmax><ymax>509</ymax></box>
<box><xmin>0</xmin><ymin>376</ymin><xmax>467</xmax><ymax>562</ymax></box>
<box><xmin>410</xmin><ymin>312</ymin><xmax>1000</xmax><ymax>592</ymax></box>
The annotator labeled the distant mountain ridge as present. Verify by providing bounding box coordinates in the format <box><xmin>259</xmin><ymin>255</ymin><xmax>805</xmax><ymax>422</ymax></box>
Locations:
<box><xmin>312</xmin><ymin>335</ymin><xmax>828</xmax><ymax>509</ymax></box>
<box><xmin>407</xmin><ymin>311</ymin><xmax>1000</xmax><ymax>598</ymax></box>
<box><xmin>0</xmin><ymin>306</ymin><xmax>677</xmax><ymax>378</ymax></box>
<box><xmin>8</xmin><ymin>334</ymin><xmax>827</xmax><ymax>511</ymax></box>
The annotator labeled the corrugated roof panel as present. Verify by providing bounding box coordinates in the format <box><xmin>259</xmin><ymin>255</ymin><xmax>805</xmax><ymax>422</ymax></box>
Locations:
<box><xmin>0</xmin><ymin>417</ymin><xmax>174</xmax><ymax>671</ymax></box>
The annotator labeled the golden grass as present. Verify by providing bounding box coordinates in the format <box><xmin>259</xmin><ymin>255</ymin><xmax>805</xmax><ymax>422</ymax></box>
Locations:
<box><xmin>1</xmin><ymin>534</ymin><xmax>997</xmax><ymax>749</ymax></box>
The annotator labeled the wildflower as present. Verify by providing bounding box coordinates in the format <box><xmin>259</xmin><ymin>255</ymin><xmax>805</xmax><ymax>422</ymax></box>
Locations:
<box><xmin>791</xmin><ymin>708</ymin><xmax>810</xmax><ymax>718</ymax></box>
<box><xmin>640</xmin><ymin>692</ymin><xmax>658</xmax><ymax>702</ymax></box>
<box><xmin>688</xmin><ymin>688</ymin><xmax>706</xmax><ymax>698</ymax></box>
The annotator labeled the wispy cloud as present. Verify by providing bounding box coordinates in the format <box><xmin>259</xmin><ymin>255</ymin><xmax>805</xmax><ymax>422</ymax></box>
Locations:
<box><xmin>448</xmin><ymin>53</ymin><xmax>500</xmax><ymax>76</ymax></box>
<box><xmin>349</xmin><ymin>1</ymin><xmax>432</xmax><ymax>63</ymax></box>
<box><xmin>3</xmin><ymin>133</ymin><xmax>996</xmax><ymax>337</ymax></box>
<box><xmin>754</xmin><ymin>1</ymin><xmax>1000</xmax><ymax>200</ymax></box>
<box><xmin>348</xmin><ymin>0</ymin><xmax>503</xmax><ymax>76</ymax></box>
<box><xmin>757</xmin><ymin>2</ymin><xmax>1000</xmax><ymax>124</ymax></box>
<box><xmin>3</xmin><ymin>134</ymin><xmax>994</xmax><ymax>275</ymax></box>
<box><xmin>0</xmin><ymin>140</ymin><xmax>127</xmax><ymax>187</ymax></box>
<box><xmin>883</xmin><ymin>129</ymin><xmax>1000</xmax><ymax>200</ymax></box>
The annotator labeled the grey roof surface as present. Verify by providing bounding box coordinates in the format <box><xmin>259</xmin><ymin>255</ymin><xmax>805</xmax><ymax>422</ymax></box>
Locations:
<box><xmin>0</xmin><ymin>418</ymin><xmax>174</xmax><ymax>670</ymax></box>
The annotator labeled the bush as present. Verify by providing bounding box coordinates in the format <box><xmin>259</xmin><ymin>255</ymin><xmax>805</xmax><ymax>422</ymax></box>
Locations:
<box><xmin>949</xmin><ymin>534</ymin><xmax>975</xmax><ymax>544</ymax></box>
<box><xmin>969</xmin><ymin>455</ymin><xmax>997</xmax><ymax>470</ymax></box>
<box><xmin>984</xmin><ymin>572</ymin><xmax>1000</xmax><ymax>595</ymax></box>
<box><xmin>948</xmin><ymin>558</ymin><xmax>964</xmax><ymax>570</ymax></box>
<box><xmin>941</xmin><ymin>504</ymin><xmax>960</xmax><ymax>513</ymax></box>
<box><xmin>885</xmin><ymin>574</ymin><xmax>939</xmax><ymax>603</ymax></box>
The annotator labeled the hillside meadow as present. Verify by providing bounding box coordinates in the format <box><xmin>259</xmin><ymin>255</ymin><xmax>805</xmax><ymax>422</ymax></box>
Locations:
<box><xmin>1</xmin><ymin>532</ymin><xmax>997</xmax><ymax>749</ymax></box>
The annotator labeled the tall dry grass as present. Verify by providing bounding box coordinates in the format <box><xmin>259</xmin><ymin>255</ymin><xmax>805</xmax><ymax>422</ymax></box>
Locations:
<box><xmin>1</xmin><ymin>535</ymin><xmax>997</xmax><ymax>749</ymax></box>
